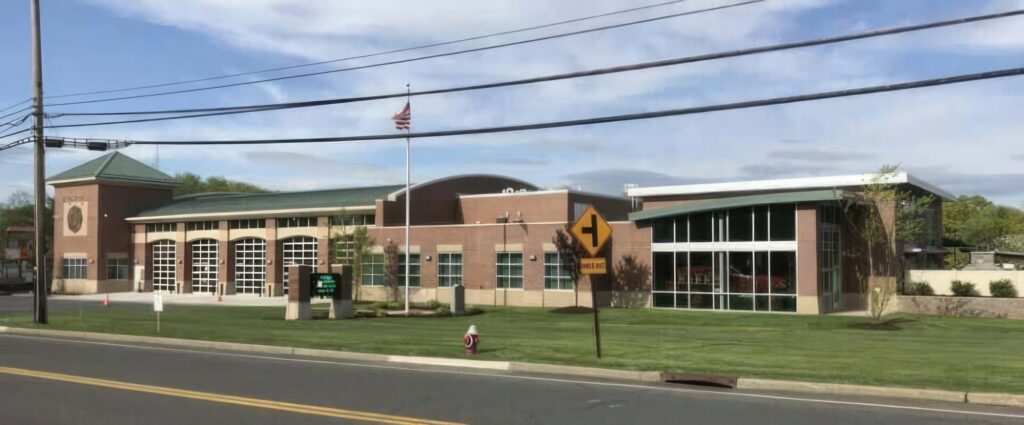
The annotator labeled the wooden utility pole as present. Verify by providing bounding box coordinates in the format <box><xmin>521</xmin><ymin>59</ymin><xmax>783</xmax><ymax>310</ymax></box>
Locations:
<box><xmin>30</xmin><ymin>0</ymin><xmax>48</xmax><ymax>324</ymax></box>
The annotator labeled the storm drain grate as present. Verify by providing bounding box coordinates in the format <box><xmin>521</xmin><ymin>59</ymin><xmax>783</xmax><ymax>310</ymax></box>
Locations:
<box><xmin>660</xmin><ymin>372</ymin><xmax>737</xmax><ymax>389</ymax></box>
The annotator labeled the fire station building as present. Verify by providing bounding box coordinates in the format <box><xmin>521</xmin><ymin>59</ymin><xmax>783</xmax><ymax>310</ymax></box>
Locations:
<box><xmin>47</xmin><ymin>152</ymin><xmax>951</xmax><ymax>314</ymax></box>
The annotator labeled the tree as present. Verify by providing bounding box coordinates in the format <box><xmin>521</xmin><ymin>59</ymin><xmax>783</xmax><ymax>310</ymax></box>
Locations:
<box><xmin>841</xmin><ymin>165</ymin><xmax>934</xmax><ymax>323</ymax></box>
<box><xmin>552</xmin><ymin>227</ymin><xmax>583</xmax><ymax>307</ymax></box>
<box><xmin>173</xmin><ymin>172</ymin><xmax>268</xmax><ymax>197</ymax></box>
<box><xmin>610</xmin><ymin>255</ymin><xmax>651</xmax><ymax>307</ymax></box>
<box><xmin>0</xmin><ymin>191</ymin><xmax>54</xmax><ymax>260</ymax></box>
<box><xmin>328</xmin><ymin>217</ymin><xmax>373</xmax><ymax>301</ymax></box>
<box><xmin>383</xmin><ymin>241</ymin><xmax>400</xmax><ymax>302</ymax></box>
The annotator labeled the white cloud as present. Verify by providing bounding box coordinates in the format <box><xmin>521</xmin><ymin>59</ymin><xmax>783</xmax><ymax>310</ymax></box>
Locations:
<box><xmin>15</xmin><ymin>0</ymin><xmax>1016</xmax><ymax>209</ymax></box>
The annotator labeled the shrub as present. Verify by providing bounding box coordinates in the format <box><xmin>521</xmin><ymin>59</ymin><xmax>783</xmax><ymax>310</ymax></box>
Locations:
<box><xmin>950</xmin><ymin>280</ymin><xmax>979</xmax><ymax>297</ymax></box>
<box><xmin>989</xmin><ymin>279</ymin><xmax>1018</xmax><ymax>298</ymax></box>
<box><xmin>904</xmin><ymin>281</ymin><xmax>935</xmax><ymax>296</ymax></box>
<box><xmin>413</xmin><ymin>299</ymin><xmax>448</xmax><ymax>310</ymax></box>
<box><xmin>371</xmin><ymin>301</ymin><xmax>401</xmax><ymax>310</ymax></box>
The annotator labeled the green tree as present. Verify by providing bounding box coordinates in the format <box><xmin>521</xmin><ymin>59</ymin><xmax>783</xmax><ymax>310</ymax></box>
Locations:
<box><xmin>328</xmin><ymin>218</ymin><xmax>373</xmax><ymax>301</ymax></box>
<box><xmin>841</xmin><ymin>165</ymin><xmax>934</xmax><ymax>323</ymax></box>
<box><xmin>173</xmin><ymin>172</ymin><xmax>268</xmax><ymax>197</ymax></box>
<box><xmin>552</xmin><ymin>227</ymin><xmax>583</xmax><ymax>307</ymax></box>
<box><xmin>0</xmin><ymin>191</ymin><xmax>53</xmax><ymax>259</ymax></box>
<box><xmin>383</xmin><ymin>241</ymin><xmax>400</xmax><ymax>302</ymax></box>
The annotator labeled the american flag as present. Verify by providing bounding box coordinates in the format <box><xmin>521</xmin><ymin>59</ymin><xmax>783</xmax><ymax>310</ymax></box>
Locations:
<box><xmin>391</xmin><ymin>102</ymin><xmax>411</xmax><ymax>130</ymax></box>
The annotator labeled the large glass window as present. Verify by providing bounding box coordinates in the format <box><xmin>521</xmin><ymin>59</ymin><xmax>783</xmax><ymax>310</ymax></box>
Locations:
<box><xmin>152</xmin><ymin>240</ymin><xmax>176</xmax><ymax>292</ymax></box>
<box><xmin>191</xmin><ymin>239</ymin><xmax>218</xmax><ymax>294</ymax></box>
<box><xmin>754</xmin><ymin>206</ymin><xmax>769</xmax><ymax>241</ymax></box>
<box><xmin>106</xmin><ymin>257</ymin><xmax>129</xmax><ymax>280</ymax></box>
<box><xmin>728</xmin><ymin>208</ymin><xmax>753</xmax><ymax>241</ymax></box>
<box><xmin>437</xmin><ymin>253</ymin><xmax>462</xmax><ymax>287</ymax></box>
<box><xmin>728</xmin><ymin>252</ymin><xmax>754</xmax><ymax>311</ymax></box>
<box><xmin>361</xmin><ymin>253</ymin><xmax>384</xmax><ymax>286</ymax></box>
<box><xmin>234</xmin><ymin>238</ymin><xmax>266</xmax><ymax>294</ymax></box>
<box><xmin>770</xmin><ymin>204</ymin><xmax>796</xmax><ymax>240</ymax></box>
<box><xmin>652</xmin><ymin>218</ymin><xmax>673</xmax><ymax>243</ymax></box>
<box><xmin>334</xmin><ymin>235</ymin><xmax>355</xmax><ymax>265</ymax></box>
<box><xmin>690</xmin><ymin>212</ymin><xmax>714</xmax><ymax>242</ymax></box>
<box><xmin>331</xmin><ymin>214</ymin><xmax>374</xmax><ymax>226</ymax></box>
<box><xmin>674</xmin><ymin>216</ymin><xmax>688</xmax><ymax>243</ymax></box>
<box><xmin>653</xmin><ymin>252</ymin><xmax>674</xmax><ymax>292</ymax></box>
<box><xmin>496</xmin><ymin>252</ymin><xmax>523</xmax><ymax>289</ymax></box>
<box><xmin>398</xmin><ymin>254</ymin><xmax>421</xmax><ymax>287</ymax></box>
<box><xmin>689</xmin><ymin>252</ymin><xmax>714</xmax><ymax>293</ymax></box>
<box><xmin>282</xmin><ymin>236</ymin><xmax>318</xmax><ymax>293</ymax></box>
<box><xmin>63</xmin><ymin>258</ymin><xmax>87</xmax><ymax>280</ymax></box>
<box><xmin>544</xmin><ymin>253</ymin><xmax>573</xmax><ymax>290</ymax></box>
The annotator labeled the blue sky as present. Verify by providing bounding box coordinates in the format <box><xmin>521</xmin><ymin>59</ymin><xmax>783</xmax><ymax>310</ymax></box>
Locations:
<box><xmin>1</xmin><ymin>0</ymin><xmax>1022</xmax><ymax>207</ymax></box>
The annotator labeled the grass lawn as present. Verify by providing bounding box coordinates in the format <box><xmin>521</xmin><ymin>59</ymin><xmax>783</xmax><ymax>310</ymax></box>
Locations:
<box><xmin>4</xmin><ymin>304</ymin><xmax>1023</xmax><ymax>394</ymax></box>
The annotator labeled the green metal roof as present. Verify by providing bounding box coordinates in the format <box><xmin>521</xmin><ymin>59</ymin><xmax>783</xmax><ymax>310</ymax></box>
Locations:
<box><xmin>134</xmin><ymin>185</ymin><xmax>404</xmax><ymax>218</ymax></box>
<box><xmin>47</xmin><ymin>152</ymin><xmax>178</xmax><ymax>186</ymax></box>
<box><xmin>629</xmin><ymin>189</ymin><xmax>847</xmax><ymax>222</ymax></box>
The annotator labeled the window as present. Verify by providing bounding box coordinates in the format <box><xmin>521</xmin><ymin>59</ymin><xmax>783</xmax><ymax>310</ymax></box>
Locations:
<box><xmin>277</xmin><ymin>217</ymin><xmax>317</xmax><ymax>228</ymax></box>
<box><xmin>674</xmin><ymin>215</ymin><xmax>688</xmax><ymax>243</ymax></box>
<box><xmin>754</xmin><ymin>206</ymin><xmax>769</xmax><ymax>241</ymax></box>
<box><xmin>191</xmin><ymin>239</ymin><xmax>218</xmax><ymax>294</ymax></box>
<box><xmin>185</xmin><ymin>221</ymin><xmax>218</xmax><ymax>231</ymax></box>
<box><xmin>397</xmin><ymin>254</ymin><xmax>420</xmax><ymax>287</ymax></box>
<box><xmin>437</xmin><ymin>253</ymin><xmax>463</xmax><ymax>287</ymax></box>
<box><xmin>152</xmin><ymin>241</ymin><xmax>176</xmax><ymax>292</ymax></box>
<box><xmin>769</xmin><ymin>204</ymin><xmax>796</xmax><ymax>240</ymax></box>
<box><xmin>229</xmin><ymin>219</ymin><xmax>265</xmax><ymax>229</ymax></box>
<box><xmin>106</xmin><ymin>256</ymin><xmax>129</xmax><ymax>280</ymax></box>
<box><xmin>330</xmin><ymin>215</ymin><xmax>374</xmax><ymax>226</ymax></box>
<box><xmin>728</xmin><ymin>208</ymin><xmax>753</xmax><ymax>241</ymax></box>
<box><xmin>62</xmin><ymin>258</ymin><xmax>87</xmax><ymax>279</ymax></box>
<box><xmin>5</xmin><ymin>239</ymin><xmax>18</xmax><ymax>249</ymax></box>
<box><xmin>653</xmin><ymin>218</ymin><xmax>673</xmax><ymax>243</ymax></box>
<box><xmin>690</xmin><ymin>212</ymin><xmax>714</xmax><ymax>242</ymax></box>
<box><xmin>282</xmin><ymin>236</ymin><xmax>318</xmax><ymax>293</ymax></box>
<box><xmin>361</xmin><ymin>253</ymin><xmax>385</xmax><ymax>286</ymax></box>
<box><xmin>653</xmin><ymin>252</ymin><xmax>674</xmax><ymax>292</ymax></box>
<box><xmin>334</xmin><ymin>235</ymin><xmax>355</xmax><ymax>265</ymax></box>
<box><xmin>496</xmin><ymin>252</ymin><xmax>523</xmax><ymax>289</ymax></box>
<box><xmin>727</xmin><ymin>252</ymin><xmax>754</xmax><ymax>311</ymax></box>
<box><xmin>234</xmin><ymin>238</ymin><xmax>266</xmax><ymax>294</ymax></box>
<box><xmin>146</xmin><ymin>223</ymin><xmax>177</xmax><ymax>233</ymax></box>
<box><xmin>543</xmin><ymin>253</ymin><xmax>573</xmax><ymax>290</ymax></box>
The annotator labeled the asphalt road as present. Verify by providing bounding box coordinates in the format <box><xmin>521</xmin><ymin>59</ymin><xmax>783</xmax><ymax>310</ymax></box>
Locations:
<box><xmin>1</xmin><ymin>333</ymin><xmax>1022</xmax><ymax>424</ymax></box>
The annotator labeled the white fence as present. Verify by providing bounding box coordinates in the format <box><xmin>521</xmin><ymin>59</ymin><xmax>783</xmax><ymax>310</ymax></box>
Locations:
<box><xmin>906</xmin><ymin>270</ymin><xmax>1024</xmax><ymax>296</ymax></box>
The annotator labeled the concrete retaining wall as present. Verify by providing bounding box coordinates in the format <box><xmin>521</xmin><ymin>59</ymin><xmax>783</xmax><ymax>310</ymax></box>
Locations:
<box><xmin>892</xmin><ymin>295</ymin><xmax>1024</xmax><ymax>319</ymax></box>
<box><xmin>907</xmin><ymin>270</ymin><xmax>1023</xmax><ymax>296</ymax></box>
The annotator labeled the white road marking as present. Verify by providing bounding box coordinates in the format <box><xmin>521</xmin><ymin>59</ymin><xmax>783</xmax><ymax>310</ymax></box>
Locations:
<box><xmin>2</xmin><ymin>333</ymin><xmax>1022</xmax><ymax>420</ymax></box>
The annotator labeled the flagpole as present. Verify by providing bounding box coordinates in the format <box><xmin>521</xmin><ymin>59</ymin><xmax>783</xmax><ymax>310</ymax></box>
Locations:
<box><xmin>404</xmin><ymin>83</ymin><xmax>411</xmax><ymax>316</ymax></box>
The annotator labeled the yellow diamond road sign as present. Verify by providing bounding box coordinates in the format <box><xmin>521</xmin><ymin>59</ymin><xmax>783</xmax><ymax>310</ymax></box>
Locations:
<box><xmin>570</xmin><ymin>205</ymin><xmax>612</xmax><ymax>257</ymax></box>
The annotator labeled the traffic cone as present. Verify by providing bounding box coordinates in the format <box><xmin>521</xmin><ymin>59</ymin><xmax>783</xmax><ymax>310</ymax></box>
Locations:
<box><xmin>102</xmin><ymin>293</ymin><xmax>110</xmax><ymax>307</ymax></box>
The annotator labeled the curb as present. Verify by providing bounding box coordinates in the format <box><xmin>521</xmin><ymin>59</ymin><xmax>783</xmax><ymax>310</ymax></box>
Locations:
<box><xmin>1</xmin><ymin>326</ymin><xmax>1020</xmax><ymax>408</ymax></box>
<box><xmin>737</xmin><ymin>378</ymin><xmax>966</xmax><ymax>403</ymax></box>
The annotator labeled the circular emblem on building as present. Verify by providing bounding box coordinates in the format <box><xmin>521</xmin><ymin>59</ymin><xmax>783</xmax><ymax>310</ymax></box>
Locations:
<box><xmin>67</xmin><ymin>206</ymin><xmax>83</xmax><ymax>234</ymax></box>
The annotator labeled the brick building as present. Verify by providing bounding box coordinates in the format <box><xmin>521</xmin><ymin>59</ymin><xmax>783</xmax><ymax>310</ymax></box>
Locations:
<box><xmin>47</xmin><ymin>152</ymin><xmax>951</xmax><ymax>314</ymax></box>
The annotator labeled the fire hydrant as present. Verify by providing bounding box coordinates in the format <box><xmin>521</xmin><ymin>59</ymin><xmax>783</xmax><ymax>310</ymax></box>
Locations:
<box><xmin>463</xmin><ymin>325</ymin><xmax>480</xmax><ymax>355</ymax></box>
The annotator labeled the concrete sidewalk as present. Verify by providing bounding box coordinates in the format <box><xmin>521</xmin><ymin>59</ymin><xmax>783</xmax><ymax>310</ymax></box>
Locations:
<box><xmin>47</xmin><ymin>292</ymin><xmax>330</xmax><ymax>307</ymax></box>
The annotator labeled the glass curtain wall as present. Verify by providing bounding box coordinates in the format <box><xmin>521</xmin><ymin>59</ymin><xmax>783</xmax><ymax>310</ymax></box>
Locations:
<box><xmin>651</xmin><ymin>204</ymin><xmax>797</xmax><ymax>312</ymax></box>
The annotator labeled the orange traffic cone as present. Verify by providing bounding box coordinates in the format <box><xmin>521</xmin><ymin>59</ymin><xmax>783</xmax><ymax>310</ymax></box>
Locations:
<box><xmin>102</xmin><ymin>293</ymin><xmax>110</xmax><ymax>307</ymax></box>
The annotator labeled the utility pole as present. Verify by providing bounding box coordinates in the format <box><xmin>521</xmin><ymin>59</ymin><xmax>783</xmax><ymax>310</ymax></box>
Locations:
<box><xmin>31</xmin><ymin>0</ymin><xmax>48</xmax><ymax>324</ymax></box>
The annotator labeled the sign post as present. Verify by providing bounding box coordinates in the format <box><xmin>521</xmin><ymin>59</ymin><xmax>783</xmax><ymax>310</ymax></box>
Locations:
<box><xmin>153</xmin><ymin>290</ymin><xmax>164</xmax><ymax>334</ymax></box>
<box><xmin>570</xmin><ymin>205</ymin><xmax>612</xmax><ymax>358</ymax></box>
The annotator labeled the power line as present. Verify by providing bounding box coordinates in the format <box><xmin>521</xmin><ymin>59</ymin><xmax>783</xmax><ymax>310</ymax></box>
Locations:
<box><xmin>0</xmin><ymin>126</ymin><xmax>32</xmax><ymax>141</ymax></box>
<box><xmin>46</xmin><ymin>0</ymin><xmax>695</xmax><ymax>99</ymax></box>
<box><xmin>0</xmin><ymin>99</ymin><xmax>31</xmax><ymax>115</ymax></box>
<box><xmin>0</xmin><ymin>105</ymin><xmax>33</xmax><ymax>122</ymax></box>
<box><xmin>1</xmin><ymin>113</ymin><xmax>31</xmax><ymax>130</ymax></box>
<box><xmin>43</xmin><ymin>8</ymin><xmax>1024</xmax><ymax>130</ymax></box>
<box><xmin>46</xmin><ymin>0</ymin><xmax>762</xmax><ymax>107</ymax></box>
<box><xmin>113</xmin><ymin>67</ymin><xmax>1022</xmax><ymax>146</ymax></box>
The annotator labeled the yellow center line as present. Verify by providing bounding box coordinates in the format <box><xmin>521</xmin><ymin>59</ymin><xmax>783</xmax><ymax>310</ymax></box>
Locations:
<box><xmin>0</xmin><ymin>366</ymin><xmax>463</xmax><ymax>425</ymax></box>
